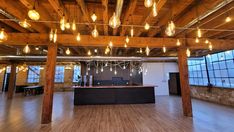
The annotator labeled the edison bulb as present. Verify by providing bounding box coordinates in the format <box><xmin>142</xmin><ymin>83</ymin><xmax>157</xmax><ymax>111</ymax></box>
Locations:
<box><xmin>124</xmin><ymin>43</ymin><xmax>127</xmax><ymax>48</ymax></box>
<box><xmin>163</xmin><ymin>46</ymin><xmax>166</xmax><ymax>53</ymax></box>
<box><xmin>92</xmin><ymin>26</ymin><xmax>99</xmax><ymax>38</ymax></box>
<box><xmin>19</xmin><ymin>19</ymin><xmax>31</xmax><ymax>28</ymax></box>
<box><xmin>225</xmin><ymin>16</ymin><xmax>231</xmax><ymax>22</ymax></box>
<box><xmin>0</xmin><ymin>28</ymin><xmax>8</xmax><ymax>42</ymax></box>
<box><xmin>76</xmin><ymin>33</ymin><xmax>81</xmax><ymax>41</ymax></box>
<box><xmin>176</xmin><ymin>39</ymin><xmax>181</xmax><ymax>46</ymax></box>
<box><xmin>209</xmin><ymin>44</ymin><xmax>213</xmax><ymax>51</ymax></box>
<box><xmin>125</xmin><ymin>36</ymin><xmax>129</xmax><ymax>43</ymax></box>
<box><xmin>197</xmin><ymin>28</ymin><xmax>202</xmax><ymax>38</ymax></box>
<box><xmin>109</xmin><ymin>12</ymin><xmax>121</xmax><ymax>29</ymax></box>
<box><xmin>186</xmin><ymin>48</ymin><xmax>191</xmax><ymax>57</ymax></box>
<box><xmin>65</xmin><ymin>22</ymin><xmax>70</xmax><ymax>29</ymax></box>
<box><xmin>53</xmin><ymin>29</ymin><xmax>57</xmax><ymax>43</ymax></box>
<box><xmin>66</xmin><ymin>48</ymin><xmax>71</xmax><ymax>55</ymax></box>
<box><xmin>152</xmin><ymin>2</ymin><xmax>157</xmax><ymax>17</ymax></box>
<box><xmin>72</xmin><ymin>20</ymin><xmax>76</xmax><ymax>31</ymax></box>
<box><xmin>144</xmin><ymin>0</ymin><xmax>153</xmax><ymax>8</ymax></box>
<box><xmin>23</xmin><ymin>45</ymin><xmax>30</xmax><ymax>54</ymax></box>
<box><xmin>49</xmin><ymin>29</ymin><xmax>53</xmax><ymax>41</ymax></box>
<box><xmin>91</xmin><ymin>13</ymin><xmax>97</xmax><ymax>22</ymax></box>
<box><xmin>109</xmin><ymin>41</ymin><xmax>113</xmax><ymax>47</ymax></box>
<box><xmin>28</xmin><ymin>9</ymin><xmax>40</xmax><ymax>21</ymax></box>
<box><xmin>165</xmin><ymin>21</ymin><xmax>175</xmax><ymax>36</ymax></box>
<box><xmin>144</xmin><ymin>23</ymin><xmax>150</xmax><ymax>30</ymax></box>
<box><xmin>145</xmin><ymin>46</ymin><xmax>150</xmax><ymax>56</ymax></box>
<box><xmin>60</xmin><ymin>16</ymin><xmax>66</xmax><ymax>31</ymax></box>
<box><xmin>130</xmin><ymin>26</ymin><xmax>134</xmax><ymax>37</ymax></box>
<box><xmin>195</xmin><ymin>37</ymin><xmax>199</xmax><ymax>43</ymax></box>
<box><xmin>87</xmin><ymin>50</ymin><xmax>92</xmax><ymax>56</ymax></box>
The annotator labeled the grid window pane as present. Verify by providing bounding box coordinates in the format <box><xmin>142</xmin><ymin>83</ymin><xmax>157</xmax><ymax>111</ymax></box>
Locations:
<box><xmin>27</xmin><ymin>66</ymin><xmax>40</xmax><ymax>83</ymax></box>
<box><xmin>73</xmin><ymin>65</ymin><xmax>81</xmax><ymax>82</ymax></box>
<box><xmin>55</xmin><ymin>66</ymin><xmax>64</xmax><ymax>83</ymax></box>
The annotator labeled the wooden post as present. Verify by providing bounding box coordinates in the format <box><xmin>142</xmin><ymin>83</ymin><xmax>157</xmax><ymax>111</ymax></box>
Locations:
<box><xmin>178</xmin><ymin>48</ymin><xmax>193</xmax><ymax>117</ymax></box>
<box><xmin>7</xmin><ymin>63</ymin><xmax>16</xmax><ymax>99</ymax></box>
<box><xmin>41</xmin><ymin>44</ymin><xmax>57</xmax><ymax>124</ymax></box>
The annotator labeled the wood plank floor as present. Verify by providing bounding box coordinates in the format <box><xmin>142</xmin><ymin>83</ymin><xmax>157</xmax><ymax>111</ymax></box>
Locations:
<box><xmin>1</xmin><ymin>92</ymin><xmax>234</xmax><ymax>132</ymax></box>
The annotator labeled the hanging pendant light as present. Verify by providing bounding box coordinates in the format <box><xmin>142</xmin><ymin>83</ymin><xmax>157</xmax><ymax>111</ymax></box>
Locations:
<box><xmin>23</xmin><ymin>44</ymin><xmax>30</xmax><ymax>54</ymax></box>
<box><xmin>145</xmin><ymin>46</ymin><xmax>150</xmax><ymax>56</ymax></box>
<box><xmin>144</xmin><ymin>0</ymin><xmax>153</xmax><ymax>8</ymax></box>
<box><xmin>225</xmin><ymin>16</ymin><xmax>231</xmax><ymax>23</ymax></box>
<box><xmin>152</xmin><ymin>1</ymin><xmax>157</xmax><ymax>17</ymax></box>
<box><xmin>109</xmin><ymin>41</ymin><xmax>113</xmax><ymax>47</ymax></box>
<box><xmin>163</xmin><ymin>46</ymin><xmax>166</xmax><ymax>53</ymax></box>
<box><xmin>186</xmin><ymin>48</ymin><xmax>191</xmax><ymax>57</ymax></box>
<box><xmin>87</xmin><ymin>50</ymin><xmax>92</xmax><ymax>56</ymax></box>
<box><xmin>76</xmin><ymin>33</ymin><xmax>81</xmax><ymax>41</ymax></box>
<box><xmin>60</xmin><ymin>15</ymin><xmax>66</xmax><ymax>31</ymax></box>
<box><xmin>209</xmin><ymin>43</ymin><xmax>213</xmax><ymax>51</ymax></box>
<box><xmin>65</xmin><ymin>22</ymin><xmax>70</xmax><ymax>29</ymax></box>
<box><xmin>72</xmin><ymin>20</ymin><xmax>76</xmax><ymax>31</ymax></box>
<box><xmin>28</xmin><ymin>1</ymin><xmax>40</xmax><ymax>21</ymax></box>
<box><xmin>49</xmin><ymin>29</ymin><xmax>53</xmax><ymax>41</ymax></box>
<box><xmin>125</xmin><ymin>36</ymin><xmax>129</xmax><ymax>43</ymax></box>
<box><xmin>130</xmin><ymin>26</ymin><xmax>134</xmax><ymax>37</ymax></box>
<box><xmin>91</xmin><ymin>13</ymin><xmax>97</xmax><ymax>22</ymax></box>
<box><xmin>205</xmin><ymin>39</ymin><xmax>209</xmax><ymax>44</ymax></box>
<box><xmin>144</xmin><ymin>23</ymin><xmax>150</xmax><ymax>30</ymax></box>
<box><xmin>92</xmin><ymin>25</ymin><xmax>99</xmax><ymax>38</ymax></box>
<box><xmin>195</xmin><ymin>37</ymin><xmax>199</xmax><ymax>43</ymax></box>
<box><xmin>109</xmin><ymin>12</ymin><xmax>121</xmax><ymax>29</ymax></box>
<box><xmin>124</xmin><ymin>43</ymin><xmax>127</xmax><ymax>48</ymax></box>
<box><xmin>19</xmin><ymin>19</ymin><xmax>31</xmax><ymax>28</ymax></box>
<box><xmin>176</xmin><ymin>39</ymin><xmax>181</xmax><ymax>46</ymax></box>
<box><xmin>165</xmin><ymin>21</ymin><xmax>175</xmax><ymax>36</ymax></box>
<box><xmin>66</xmin><ymin>48</ymin><xmax>71</xmax><ymax>55</ymax></box>
<box><xmin>140</xmin><ymin>48</ymin><xmax>143</xmax><ymax>54</ymax></box>
<box><xmin>53</xmin><ymin>29</ymin><xmax>57</xmax><ymax>43</ymax></box>
<box><xmin>105</xmin><ymin>46</ymin><xmax>110</xmax><ymax>54</ymax></box>
<box><xmin>0</xmin><ymin>28</ymin><xmax>8</xmax><ymax>42</ymax></box>
<box><xmin>197</xmin><ymin>27</ymin><xmax>202</xmax><ymax>38</ymax></box>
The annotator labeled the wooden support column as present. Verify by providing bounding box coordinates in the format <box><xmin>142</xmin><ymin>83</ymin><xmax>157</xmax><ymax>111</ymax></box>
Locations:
<box><xmin>178</xmin><ymin>48</ymin><xmax>193</xmax><ymax>117</ymax></box>
<box><xmin>41</xmin><ymin>44</ymin><xmax>57</xmax><ymax>124</ymax></box>
<box><xmin>7</xmin><ymin>63</ymin><xmax>16</xmax><ymax>99</ymax></box>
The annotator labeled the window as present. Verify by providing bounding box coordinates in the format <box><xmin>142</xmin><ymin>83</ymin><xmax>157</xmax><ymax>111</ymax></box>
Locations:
<box><xmin>188</xmin><ymin>50</ymin><xmax>234</xmax><ymax>88</ymax></box>
<box><xmin>27</xmin><ymin>66</ymin><xmax>40</xmax><ymax>83</ymax></box>
<box><xmin>188</xmin><ymin>57</ymin><xmax>208</xmax><ymax>86</ymax></box>
<box><xmin>206</xmin><ymin>50</ymin><xmax>234</xmax><ymax>88</ymax></box>
<box><xmin>73</xmin><ymin>65</ymin><xmax>81</xmax><ymax>82</ymax></box>
<box><xmin>55</xmin><ymin>66</ymin><xmax>64</xmax><ymax>83</ymax></box>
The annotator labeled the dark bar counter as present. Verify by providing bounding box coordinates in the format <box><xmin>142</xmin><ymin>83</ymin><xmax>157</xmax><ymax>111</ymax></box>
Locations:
<box><xmin>72</xmin><ymin>85</ymin><xmax>155</xmax><ymax>105</ymax></box>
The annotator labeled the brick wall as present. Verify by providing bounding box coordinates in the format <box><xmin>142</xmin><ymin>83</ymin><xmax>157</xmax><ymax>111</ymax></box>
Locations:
<box><xmin>191</xmin><ymin>86</ymin><xmax>234</xmax><ymax>107</ymax></box>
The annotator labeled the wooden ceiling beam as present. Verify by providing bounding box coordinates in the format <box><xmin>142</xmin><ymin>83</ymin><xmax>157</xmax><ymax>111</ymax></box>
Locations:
<box><xmin>3</xmin><ymin>33</ymin><xmax>234</xmax><ymax>50</ymax></box>
<box><xmin>119</xmin><ymin>0</ymin><xmax>138</xmax><ymax>36</ymax></box>
<box><xmin>174</xmin><ymin>0</ymin><xmax>224</xmax><ymax>36</ymax></box>
<box><xmin>0</xmin><ymin>14</ymin><xmax>29</xmax><ymax>33</ymax></box>
<box><xmin>102</xmin><ymin>0</ymin><xmax>109</xmax><ymax>35</ymax></box>
<box><xmin>76</xmin><ymin>0</ymin><xmax>93</xmax><ymax>30</ymax></box>
<box><xmin>0</xmin><ymin>0</ymin><xmax>47</xmax><ymax>33</ymax></box>
<box><xmin>48</xmin><ymin>0</ymin><xmax>67</xmax><ymax>18</ymax></box>
<box><xmin>147</xmin><ymin>0</ymin><xmax>194</xmax><ymax>37</ymax></box>
<box><xmin>134</xmin><ymin>0</ymin><xmax>167</xmax><ymax>37</ymax></box>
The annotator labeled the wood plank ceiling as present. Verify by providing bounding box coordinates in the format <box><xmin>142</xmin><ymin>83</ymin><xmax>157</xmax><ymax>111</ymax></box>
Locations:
<box><xmin>0</xmin><ymin>0</ymin><xmax>233</xmax><ymax>57</ymax></box>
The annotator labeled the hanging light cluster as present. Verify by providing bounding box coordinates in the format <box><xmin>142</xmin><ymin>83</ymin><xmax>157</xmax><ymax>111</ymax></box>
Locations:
<box><xmin>165</xmin><ymin>21</ymin><xmax>175</xmax><ymax>36</ymax></box>
<box><xmin>0</xmin><ymin>28</ymin><xmax>8</xmax><ymax>42</ymax></box>
<box><xmin>49</xmin><ymin>29</ymin><xmax>57</xmax><ymax>43</ymax></box>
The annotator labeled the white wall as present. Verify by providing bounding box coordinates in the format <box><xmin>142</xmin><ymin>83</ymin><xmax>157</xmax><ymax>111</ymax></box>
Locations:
<box><xmin>142</xmin><ymin>62</ymin><xmax>179</xmax><ymax>96</ymax></box>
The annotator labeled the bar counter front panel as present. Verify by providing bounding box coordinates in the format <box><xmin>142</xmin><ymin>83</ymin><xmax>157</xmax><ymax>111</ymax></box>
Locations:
<box><xmin>73</xmin><ymin>85</ymin><xmax>155</xmax><ymax>105</ymax></box>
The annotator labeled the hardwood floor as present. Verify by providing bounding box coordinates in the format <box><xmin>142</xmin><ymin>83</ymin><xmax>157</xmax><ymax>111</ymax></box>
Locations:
<box><xmin>1</xmin><ymin>92</ymin><xmax>234</xmax><ymax>132</ymax></box>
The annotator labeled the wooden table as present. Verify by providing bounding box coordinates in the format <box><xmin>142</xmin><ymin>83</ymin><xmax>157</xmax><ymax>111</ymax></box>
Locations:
<box><xmin>72</xmin><ymin>85</ymin><xmax>156</xmax><ymax>105</ymax></box>
<box><xmin>23</xmin><ymin>85</ymin><xmax>44</xmax><ymax>96</ymax></box>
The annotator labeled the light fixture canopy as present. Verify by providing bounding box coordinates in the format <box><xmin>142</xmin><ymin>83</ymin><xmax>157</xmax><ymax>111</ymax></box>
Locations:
<box><xmin>109</xmin><ymin>12</ymin><xmax>121</xmax><ymax>29</ymax></box>
<box><xmin>0</xmin><ymin>28</ymin><xmax>8</xmax><ymax>42</ymax></box>
<box><xmin>19</xmin><ymin>19</ymin><xmax>31</xmax><ymax>28</ymax></box>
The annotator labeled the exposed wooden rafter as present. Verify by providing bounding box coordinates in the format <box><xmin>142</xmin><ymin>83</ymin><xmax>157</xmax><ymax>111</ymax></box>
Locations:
<box><xmin>3</xmin><ymin>33</ymin><xmax>234</xmax><ymax>50</ymax></box>
<box><xmin>102</xmin><ymin>0</ymin><xmax>109</xmax><ymax>35</ymax></box>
